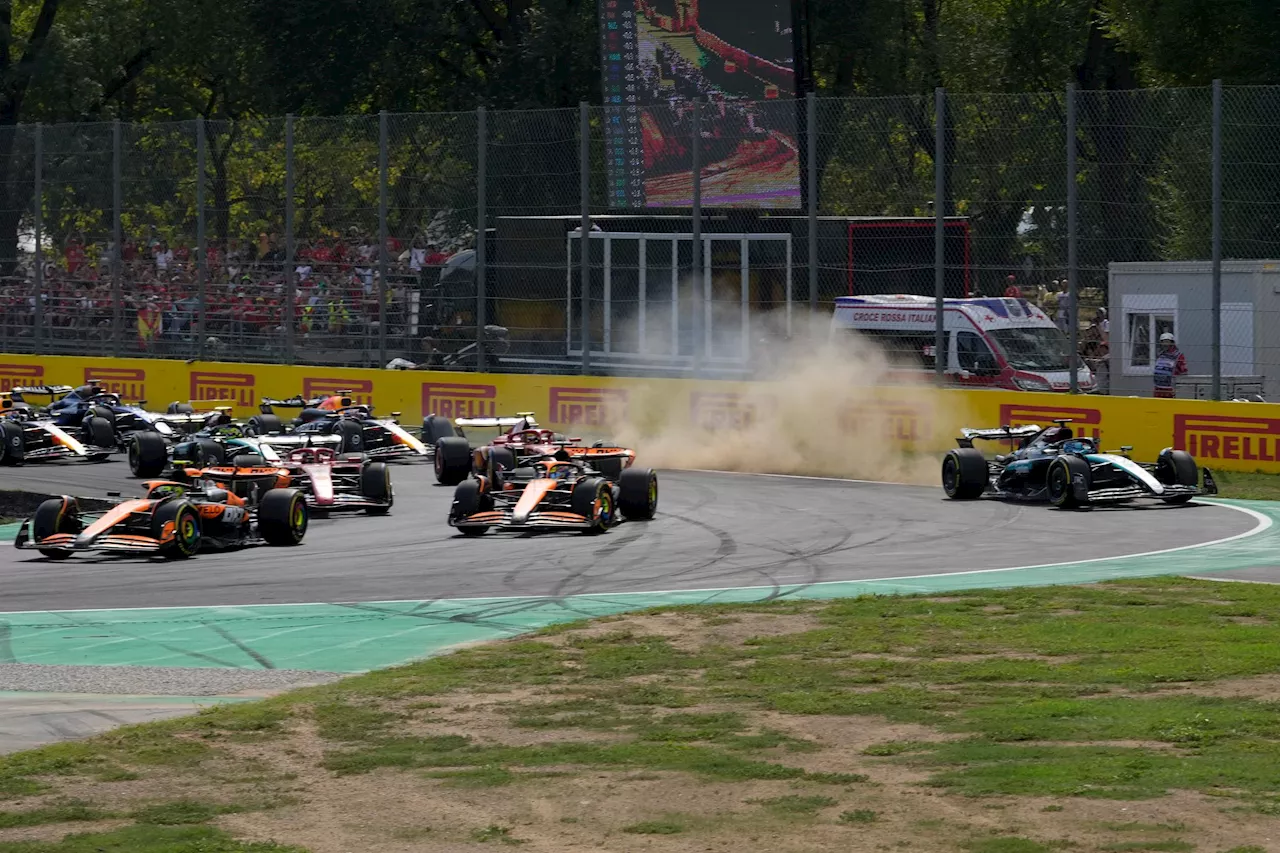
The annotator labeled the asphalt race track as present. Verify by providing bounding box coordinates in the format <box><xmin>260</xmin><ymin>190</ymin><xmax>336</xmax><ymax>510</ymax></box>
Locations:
<box><xmin>0</xmin><ymin>459</ymin><xmax>1259</xmax><ymax>613</ymax></box>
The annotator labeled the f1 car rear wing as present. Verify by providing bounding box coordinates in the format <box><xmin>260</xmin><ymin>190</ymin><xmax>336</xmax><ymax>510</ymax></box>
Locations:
<box><xmin>8</xmin><ymin>385</ymin><xmax>74</xmax><ymax>397</ymax></box>
<box><xmin>260</xmin><ymin>396</ymin><xmax>310</xmax><ymax>410</ymax></box>
<box><xmin>454</xmin><ymin>413</ymin><xmax>538</xmax><ymax>430</ymax></box>
<box><xmin>957</xmin><ymin>425</ymin><xmax>1042</xmax><ymax>449</ymax></box>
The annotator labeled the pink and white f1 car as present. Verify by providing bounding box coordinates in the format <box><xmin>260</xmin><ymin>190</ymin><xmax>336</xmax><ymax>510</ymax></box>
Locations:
<box><xmin>274</xmin><ymin>447</ymin><xmax>393</xmax><ymax>516</ymax></box>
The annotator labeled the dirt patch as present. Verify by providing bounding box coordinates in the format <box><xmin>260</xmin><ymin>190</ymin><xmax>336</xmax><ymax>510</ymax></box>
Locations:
<box><xmin>1160</xmin><ymin>672</ymin><xmax>1280</xmax><ymax>701</ymax></box>
<box><xmin>11</xmin><ymin>599</ymin><xmax>1280</xmax><ymax>852</ymax></box>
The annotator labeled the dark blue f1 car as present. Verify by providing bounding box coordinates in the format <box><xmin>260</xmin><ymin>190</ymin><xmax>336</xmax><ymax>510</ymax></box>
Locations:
<box><xmin>942</xmin><ymin>419</ymin><xmax>1218</xmax><ymax>508</ymax></box>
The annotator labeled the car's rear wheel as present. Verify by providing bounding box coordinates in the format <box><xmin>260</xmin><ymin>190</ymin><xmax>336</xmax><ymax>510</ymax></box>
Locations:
<box><xmin>231</xmin><ymin>453</ymin><xmax>266</xmax><ymax>468</ymax></box>
<box><xmin>486</xmin><ymin>446</ymin><xmax>518</xmax><ymax>476</ymax></box>
<box><xmin>33</xmin><ymin>497</ymin><xmax>80</xmax><ymax>559</ymax></box>
<box><xmin>129</xmin><ymin>431</ymin><xmax>170</xmax><ymax>478</ymax></box>
<box><xmin>451</xmin><ymin>478</ymin><xmax>492</xmax><ymax>536</ymax></box>
<box><xmin>1156</xmin><ymin>448</ymin><xmax>1199</xmax><ymax>504</ymax></box>
<box><xmin>259</xmin><ymin>489</ymin><xmax>308</xmax><ymax>546</ymax></box>
<box><xmin>361</xmin><ymin>461</ymin><xmax>393</xmax><ymax>515</ymax></box>
<box><xmin>618</xmin><ymin>467</ymin><xmax>658</xmax><ymax>520</ymax></box>
<box><xmin>167</xmin><ymin>402</ymin><xmax>195</xmax><ymax>415</ymax></box>
<box><xmin>1047</xmin><ymin>456</ymin><xmax>1091</xmax><ymax>509</ymax></box>
<box><xmin>435</xmin><ymin>436</ymin><xmax>473</xmax><ymax>485</ymax></box>
<box><xmin>152</xmin><ymin>500</ymin><xmax>201</xmax><ymax>559</ymax></box>
<box><xmin>571</xmin><ymin>477</ymin><xmax>615</xmax><ymax>535</ymax></box>
<box><xmin>942</xmin><ymin>448</ymin><xmax>988</xmax><ymax>499</ymax></box>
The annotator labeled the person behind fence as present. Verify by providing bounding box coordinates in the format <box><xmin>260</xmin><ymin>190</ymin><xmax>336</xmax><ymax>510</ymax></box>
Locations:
<box><xmin>1153</xmin><ymin>331</ymin><xmax>1187</xmax><ymax>398</ymax></box>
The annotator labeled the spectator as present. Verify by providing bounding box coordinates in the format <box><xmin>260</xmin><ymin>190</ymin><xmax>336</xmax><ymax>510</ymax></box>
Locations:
<box><xmin>1003</xmin><ymin>275</ymin><xmax>1019</xmax><ymax>298</ymax></box>
<box><xmin>1153</xmin><ymin>332</ymin><xmax>1187</xmax><ymax>398</ymax></box>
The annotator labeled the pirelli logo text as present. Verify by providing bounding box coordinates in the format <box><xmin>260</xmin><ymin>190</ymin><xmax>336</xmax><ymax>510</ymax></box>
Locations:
<box><xmin>550</xmin><ymin>386</ymin><xmax>629</xmax><ymax>427</ymax></box>
<box><xmin>1175</xmin><ymin>414</ymin><xmax>1280</xmax><ymax>462</ymax></box>
<box><xmin>85</xmin><ymin>367</ymin><xmax>145</xmax><ymax>402</ymax></box>
<box><xmin>838</xmin><ymin>402</ymin><xmax>932</xmax><ymax>442</ymax></box>
<box><xmin>690</xmin><ymin>392</ymin><xmax>766</xmax><ymax>430</ymax></box>
<box><xmin>422</xmin><ymin>382</ymin><xmax>497</xmax><ymax>419</ymax></box>
<box><xmin>0</xmin><ymin>363</ymin><xmax>43</xmax><ymax>392</ymax></box>
<box><xmin>303</xmin><ymin>377</ymin><xmax>374</xmax><ymax>407</ymax></box>
<box><xmin>189</xmin><ymin>371</ymin><xmax>256</xmax><ymax>408</ymax></box>
<box><xmin>999</xmin><ymin>404</ymin><xmax>1102</xmax><ymax>443</ymax></box>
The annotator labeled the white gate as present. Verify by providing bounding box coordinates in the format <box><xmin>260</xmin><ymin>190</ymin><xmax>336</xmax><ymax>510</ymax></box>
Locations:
<box><xmin>565</xmin><ymin>230</ymin><xmax>792</xmax><ymax>367</ymax></box>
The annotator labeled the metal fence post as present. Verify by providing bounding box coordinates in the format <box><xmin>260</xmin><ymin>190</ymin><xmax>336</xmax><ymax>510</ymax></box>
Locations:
<box><xmin>934</xmin><ymin>88</ymin><xmax>945</xmax><ymax>385</ymax></box>
<box><xmin>579</xmin><ymin>102</ymin><xmax>590</xmax><ymax>375</ymax></box>
<box><xmin>284</xmin><ymin>114</ymin><xmax>295</xmax><ymax>365</ymax></box>
<box><xmin>32</xmin><ymin>124</ymin><xmax>42</xmax><ymax>351</ymax></box>
<box><xmin>1211</xmin><ymin>79</ymin><xmax>1223</xmax><ymax>402</ymax></box>
<box><xmin>807</xmin><ymin>92</ymin><xmax>818</xmax><ymax>322</ymax></box>
<box><xmin>1067</xmin><ymin>83</ymin><xmax>1079</xmax><ymax>393</ymax></box>
<box><xmin>196</xmin><ymin>117</ymin><xmax>207</xmax><ymax>360</ymax></box>
<box><xmin>476</xmin><ymin>106</ymin><xmax>488</xmax><ymax>373</ymax></box>
<box><xmin>691</xmin><ymin>97</ymin><xmax>703</xmax><ymax>376</ymax></box>
<box><xmin>378</xmin><ymin>110</ymin><xmax>389</xmax><ymax>367</ymax></box>
<box><xmin>112</xmin><ymin>120</ymin><xmax>123</xmax><ymax>358</ymax></box>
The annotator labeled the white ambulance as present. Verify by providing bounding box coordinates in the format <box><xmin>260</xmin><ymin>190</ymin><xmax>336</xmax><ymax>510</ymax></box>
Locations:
<box><xmin>830</xmin><ymin>294</ymin><xmax>1095</xmax><ymax>393</ymax></box>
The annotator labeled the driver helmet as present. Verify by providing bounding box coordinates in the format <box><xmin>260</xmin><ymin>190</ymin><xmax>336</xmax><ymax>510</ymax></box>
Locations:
<box><xmin>1061</xmin><ymin>439</ymin><xmax>1089</xmax><ymax>455</ymax></box>
<box><xmin>539</xmin><ymin>461</ymin><xmax>573</xmax><ymax>481</ymax></box>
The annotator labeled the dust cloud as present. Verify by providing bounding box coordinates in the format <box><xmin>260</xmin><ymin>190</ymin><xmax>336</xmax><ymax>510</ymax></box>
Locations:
<box><xmin>605</xmin><ymin>304</ymin><xmax>972</xmax><ymax>486</ymax></box>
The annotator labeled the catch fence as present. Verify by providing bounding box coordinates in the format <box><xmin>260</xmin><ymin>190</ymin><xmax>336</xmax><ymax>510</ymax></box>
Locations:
<box><xmin>1</xmin><ymin>83</ymin><xmax>1278</xmax><ymax>400</ymax></box>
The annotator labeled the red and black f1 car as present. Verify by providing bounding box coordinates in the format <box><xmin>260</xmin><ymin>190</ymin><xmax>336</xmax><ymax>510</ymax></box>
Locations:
<box><xmin>448</xmin><ymin>450</ymin><xmax>658</xmax><ymax>535</ymax></box>
<box><xmin>13</xmin><ymin>477</ymin><xmax>308</xmax><ymax>560</ymax></box>
<box><xmin>433</xmin><ymin>412</ymin><xmax>637</xmax><ymax>485</ymax></box>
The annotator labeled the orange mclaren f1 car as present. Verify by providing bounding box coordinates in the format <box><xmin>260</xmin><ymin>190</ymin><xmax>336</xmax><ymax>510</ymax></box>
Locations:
<box><xmin>448</xmin><ymin>451</ymin><xmax>658</xmax><ymax>535</ymax></box>
<box><xmin>13</xmin><ymin>473</ymin><xmax>308</xmax><ymax>560</ymax></box>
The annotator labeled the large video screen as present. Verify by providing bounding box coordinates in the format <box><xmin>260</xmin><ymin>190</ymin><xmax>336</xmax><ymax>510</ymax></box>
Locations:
<box><xmin>597</xmin><ymin>0</ymin><xmax>800</xmax><ymax>210</ymax></box>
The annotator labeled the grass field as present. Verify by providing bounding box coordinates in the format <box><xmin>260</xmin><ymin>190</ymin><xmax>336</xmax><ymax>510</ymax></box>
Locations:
<box><xmin>3</xmin><ymin>577</ymin><xmax>1280</xmax><ymax>852</ymax></box>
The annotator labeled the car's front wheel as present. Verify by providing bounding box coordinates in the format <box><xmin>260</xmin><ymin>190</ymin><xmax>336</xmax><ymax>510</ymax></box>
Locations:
<box><xmin>1047</xmin><ymin>456</ymin><xmax>1091</xmax><ymax>509</ymax></box>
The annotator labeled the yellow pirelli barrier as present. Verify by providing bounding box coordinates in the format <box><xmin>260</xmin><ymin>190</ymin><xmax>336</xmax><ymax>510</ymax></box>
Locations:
<box><xmin>3</xmin><ymin>353</ymin><xmax>1280</xmax><ymax>474</ymax></box>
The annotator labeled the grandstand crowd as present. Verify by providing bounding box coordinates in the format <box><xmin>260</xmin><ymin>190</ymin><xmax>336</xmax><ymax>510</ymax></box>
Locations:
<box><xmin>0</xmin><ymin>230</ymin><xmax>457</xmax><ymax>353</ymax></box>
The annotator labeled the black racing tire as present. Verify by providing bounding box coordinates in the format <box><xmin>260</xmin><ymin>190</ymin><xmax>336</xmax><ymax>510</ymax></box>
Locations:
<box><xmin>592</xmin><ymin>456</ymin><xmax>626</xmax><ymax>480</ymax></box>
<box><xmin>167</xmin><ymin>402</ymin><xmax>195</xmax><ymax>415</ymax></box>
<box><xmin>618</xmin><ymin>467</ymin><xmax>658</xmax><ymax>520</ymax></box>
<box><xmin>1047</xmin><ymin>455</ymin><xmax>1092</xmax><ymax>509</ymax></box>
<box><xmin>942</xmin><ymin>448</ymin><xmax>988</xmax><ymax>500</ymax></box>
<box><xmin>247</xmin><ymin>414</ymin><xmax>284</xmax><ymax>436</ymax></box>
<box><xmin>85</xmin><ymin>416</ymin><xmax>116</xmax><ymax>452</ymax></box>
<box><xmin>195</xmin><ymin>439</ymin><xmax>227</xmax><ymax>467</ymax></box>
<box><xmin>258</xmin><ymin>488</ymin><xmax>308</xmax><ymax>546</ymax></box>
<box><xmin>451</xmin><ymin>478</ymin><xmax>492</xmax><ymax>536</ymax></box>
<box><xmin>487</xmin><ymin>446</ymin><xmax>518</xmax><ymax>476</ymax></box>
<box><xmin>421</xmin><ymin>415</ymin><xmax>455</xmax><ymax>445</ymax></box>
<box><xmin>435</xmin><ymin>436</ymin><xmax>474</xmax><ymax>485</ymax></box>
<box><xmin>360</xmin><ymin>461</ymin><xmax>393</xmax><ymax>515</ymax></box>
<box><xmin>0</xmin><ymin>421</ymin><xmax>23</xmax><ymax>465</ymax></box>
<box><xmin>89</xmin><ymin>405</ymin><xmax>116</xmax><ymax>424</ymax></box>
<box><xmin>571</xmin><ymin>477</ymin><xmax>616</xmax><ymax>535</ymax></box>
<box><xmin>1157</xmin><ymin>448</ymin><xmax>1199</xmax><ymax>504</ymax></box>
<box><xmin>33</xmin><ymin>497</ymin><xmax>80</xmax><ymax>559</ymax></box>
<box><xmin>151</xmin><ymin>500</ymin><xmax>201</xmax><ymax>559</ymax></box>
<box><xmin>129</xmin><ymin>431</ymin><xmax>171</xmax><ymax>478</ymax></box>
<box><xmin>334</xmin><ymin>419</ymin><xmax>364</xmax><ymax>454</ymax></box>
<box><xmin>231</xmin><ymin>453</ymin><xmax>267</xmax><ymax>469</ymax></box>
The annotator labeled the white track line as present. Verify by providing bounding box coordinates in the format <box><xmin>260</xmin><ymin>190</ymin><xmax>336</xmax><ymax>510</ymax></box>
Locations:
<box><xmin>0</xmin><ymin>500</ymin><xmax>1268</xmax><ymax>617</ymax></box>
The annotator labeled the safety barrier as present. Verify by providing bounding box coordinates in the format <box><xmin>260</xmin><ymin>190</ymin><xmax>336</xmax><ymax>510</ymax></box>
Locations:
<box><xmin>4</xmin><ymin>354</ymin><xmax>1280</xmax><ymax>474</ymax></box>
